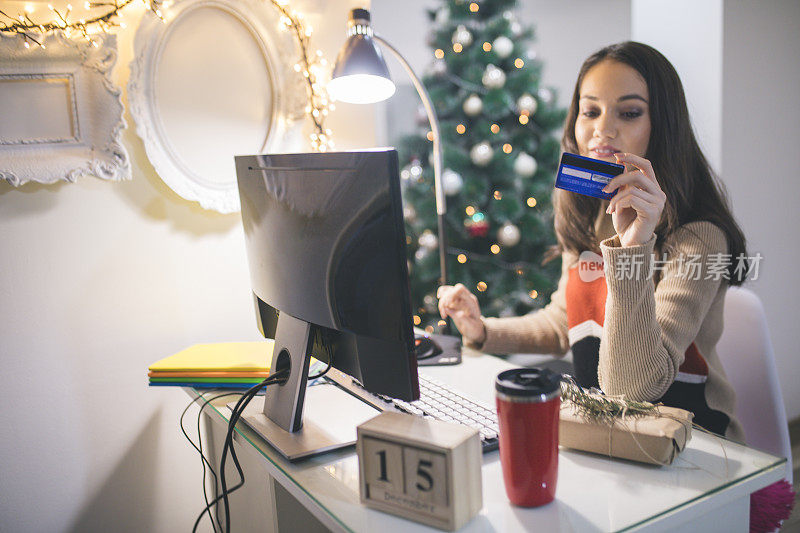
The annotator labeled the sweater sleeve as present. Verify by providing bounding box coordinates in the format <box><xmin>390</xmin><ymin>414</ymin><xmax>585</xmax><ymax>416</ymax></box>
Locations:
<box><xmin>597</xmin><ymin>221</ymin><xmax>728</xmax><ymax>401</ymax></box>
<box><xmin>464</xmin><ymin>251</ymin><xmax>575</xmax><ymax>355</ymax></box>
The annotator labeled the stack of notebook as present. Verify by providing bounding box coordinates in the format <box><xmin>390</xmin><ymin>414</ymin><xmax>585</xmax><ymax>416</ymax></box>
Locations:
<box><xmin>148</xmin><ymin>341</ymin><xmax>273</xmax><ymax>389</ymax></box>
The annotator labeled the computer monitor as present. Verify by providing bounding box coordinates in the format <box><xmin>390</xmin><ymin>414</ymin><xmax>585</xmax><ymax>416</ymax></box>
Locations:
<box><xmin>234</xmin><ymin>149</ymin><xmax>420</xmax><ymax>459</ymax></box>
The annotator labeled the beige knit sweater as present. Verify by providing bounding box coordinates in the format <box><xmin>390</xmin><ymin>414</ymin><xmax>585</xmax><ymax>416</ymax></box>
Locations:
<box><xmin>469</xmin><ymin>208</ymin><xmax>744</xmax><ymax>441</ymax></box>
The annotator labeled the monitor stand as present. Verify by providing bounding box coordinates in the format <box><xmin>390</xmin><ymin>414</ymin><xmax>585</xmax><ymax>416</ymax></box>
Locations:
<box><xmin>238</xmin><ymin>313</ymin><xmax>379</xmax><ymax>461</ymax></box>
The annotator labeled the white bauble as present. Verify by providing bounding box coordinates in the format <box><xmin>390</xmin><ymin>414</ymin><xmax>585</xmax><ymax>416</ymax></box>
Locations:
<box><xmin>509</xmin><ymin>21</ymin><xmax>522</xmax><ymax>36</ymax></box>
<box><xmin>431</xmin><ymin>58</ymin><xmax>447</xmax><ymax>76</ymax></box>
<box><xmin>538</xmin><ymin>87</ymin><xmax>554</xmax><ymax>103</ymax></box>
<box><xmin>409</xmin><ymin>161</ymin><xmax>423</xmax><ymax>182</ymax></box>
<box><xmin>415</xmin><ymin>247</ymin><xmax>430</xmax><ymax>262</ymax></box>
<box><xmin>498</xmin><ymin>223</ymin><xmax>521</xmax><ymax>247</ymax></box>
<box><xmin>403</xmin><ymin>205</ymin><xmax>417</xmax><ymax>222</ymax></box>
<box><xmin>513</xmin><ymin>152</ymin><xmax>538</xmax><ymax>177</ymax></box>
<box><xmin>418</xmin><ymin>229</ymin><xmax>439</xmax><ymax>250</ymax></box>
<box><xmin>423</xmin><ymin>293</ymin><xmax>438</xmax><ymax>313</ymax></box>
<box><xmin>492</xmin><ymin>35</ymin><xmax>514</xmax><ymax>59</ymax></box>
<box><xmin>452</xmin><ymin>24</ymin><xmax>473</xmax><ymax>47</ymax></box>
<box><xmin>462</xmin><ymin>93</ymin><xmax>483</xmax><ymax>116</ymax></box>
<box><xmin>517</xmin><ymin>93</ymin><xmax>538</xmax><ymax>115</ymax></box>
<box><xmin>527</xmin><ymin>48</ymin><xmax>538</xmax><ymax>61</ymax></box>
<box><xmin>482</xmin><ymin>64</ymin><xmax>506</xmax><ymax>89</ymax></box>
<box><xmin>442</xmin><ymin>168</ymin><xmax>464</xmax><ymax>196</ymax></box>
<box><xmin>470</xmin><ymin>142</ymin><xmax>494</xmax><ymax>167</ymax></box>
<box><xmin>502</xmin><ymin>10</ymin><xmax>515</xmax><ymax>21</ymax></box>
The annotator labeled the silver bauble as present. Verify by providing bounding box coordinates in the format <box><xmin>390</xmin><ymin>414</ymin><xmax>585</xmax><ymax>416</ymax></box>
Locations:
<box><xmin>452</xmin><ymin>24</ymin><xmax>473</xmax><ymax>47</ymax></box>
<box><xmin>498</xmin><ymin>223</ymin><xmax>521</xmax><ymax>247</ymax></box>
<box><xmin>513</xmin><ymin>152</ymin><xmax>538</xmax><ymax>177</ymax></box>
<box><xmin>492</xmin><ymin>35</ymin><xmax>514</xmax><ymax>59</ymax></box>
<box><xmin>462</xmin><ymin>93</ymin><xmax>483</xmax><ymax>116</ymax></box>
<box><xmin>517</xmin><ymin>93</ymin><xmax>538</xmax><ymax>115</ymax></box>
<box><xmin>482</xmin><ymin>64</ymin><xmax>506</xmax><ymax>89</ymax></box>
<box><xmin>442</xmin><ymin>168</ymin><xmax>464</xmax><ymax>196</ymax></box>
<box><xmin>470</xmin><ymin>142</ymin><xmax>494</xmax><ymax>167</ymax></box>
<box><xmin>418</xmin><ymin>229</ymin><xmax>439</xmax><ymax>250</ymax></box>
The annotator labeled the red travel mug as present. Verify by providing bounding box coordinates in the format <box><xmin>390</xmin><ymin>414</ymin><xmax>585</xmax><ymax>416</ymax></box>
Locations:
<box><xmin>495</xmin><ymin>367</ymin><xmax>561</xmax><ymax>507</ymax></box>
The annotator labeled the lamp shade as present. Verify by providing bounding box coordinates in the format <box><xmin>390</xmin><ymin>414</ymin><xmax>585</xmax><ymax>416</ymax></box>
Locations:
<box><xmin>327</xmin><ymin>12</ymin><xmax>396</xmax><ymax>104</ymax></box>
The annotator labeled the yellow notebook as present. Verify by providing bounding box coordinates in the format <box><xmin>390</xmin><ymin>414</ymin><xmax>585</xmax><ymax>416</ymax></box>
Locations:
<box><xmin>149</xmin><ymin>341</ymin><xmax>273</xmax><ymax>372</ymax></box>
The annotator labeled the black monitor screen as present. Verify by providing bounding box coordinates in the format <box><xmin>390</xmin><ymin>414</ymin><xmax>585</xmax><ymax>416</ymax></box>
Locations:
<box><xmin>235</xmin><ymin>149</ymin><xmax>418</xmax><ymax>400</ymax></box>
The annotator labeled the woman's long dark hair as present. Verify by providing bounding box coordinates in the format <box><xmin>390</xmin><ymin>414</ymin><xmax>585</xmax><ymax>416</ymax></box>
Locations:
<box><xmin>554</xmin><ymin>41</ymin><xmax>748</xmax><ymax>285</ymax></box>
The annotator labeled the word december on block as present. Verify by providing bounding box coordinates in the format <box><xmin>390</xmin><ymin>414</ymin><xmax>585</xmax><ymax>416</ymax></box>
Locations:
<box><xmin>356</xmin><ymin>411</ymin><xmax>482</xmax><ymax>531</ymax></box>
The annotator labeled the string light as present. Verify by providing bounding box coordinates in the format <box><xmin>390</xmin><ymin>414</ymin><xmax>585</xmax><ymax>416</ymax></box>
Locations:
<box><xmin>413</xmin><ymin>315</ymin><xmax>421</xmax><ymax>326</ymax></box>
<box><xmin>434</xmin><ymin>48</ymin><xmax>444</xmax><ymax>59</ymax></box>
<box><xmin>527</xmin><ymin>197</ymin><xmax>537</xmax><ymax>207</ymax></box>
<box><xmin>502</xmin><ymin>143</ymin><xmax>513</xmax><ymax>153</ymax></box>
<box><xmin>529</xmin><ymin>290</ymin><xmax>539</xmax><ymax>299</ymax></box>
<box><xmin>490</xmin><ymin>123</ymin><xmax>500</xmax><ymax>134</ymax></box>
<box><xmin>1</xmin><ymin>0</ymin><xmax>333</xmax><ymax>151</ymax></box>
<box><xmin>457</xmin><ymin>254</ymin><xmax>468</xmax><ymax>264</ymax></box>
<box><xmin>477</xmin><ymin>281</ymin><xmax>488</xmax><ymax>292</ymax></box>
<box><xmin>519</xmin><ymin>115</ymin><xmax>529</xmax><ymax>125</ymax></box>
<box><xmin>456</xmin><ymin>124</ymin><xmax>466</xmax><ymax>134</ymax></box>
<box><xmin>482</xmin><ymin>42</ymin><xmax>491</xmax><ymax>52</ymax></box>
<box><xmin>514</xmin><ymin>58</ymin><xmax>524</xmax><ymax>68</ymax></box>
<box><xmin>426</xmin><ymin>131</ymin><xmax>434</xmax><ymax>141</ymax></box>
<box><xmin>437</xmin><ymin>320</ymin><xmax>447</xmax><ymax>327</ymax></box>
<box><xmin>425</xmin><ymin>325</ymin><xmax>435</xmax><ymax>334</ymax></box>
<box><xmin>465</xmin><ymin>206</ymin><xmax>476</xmax><ymax>216</ymax></box>
<box><xmin>469</xmin><ymin>2</ymin><xmax>479</xmax><ymax>12</ymax></box>
<box><xmin>453</xmin><ymin>42</ymin><xmax>463</xmax><ymax>53</ymax></box>
<box><xmin>493</xmin><ymin>190</ymin><xmax>502</xmax><ymax>200</ymax></box>
<box><xmin>490</xmin><ymin>244</ymin><xmax>500</xmax><ymax>254</ymax></box>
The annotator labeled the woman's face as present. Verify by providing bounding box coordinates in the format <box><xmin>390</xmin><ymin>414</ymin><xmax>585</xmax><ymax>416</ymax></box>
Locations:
<box><xmin>575</xmin><ymin>60</ymin><xmax>651</xmax><ymax>163</ymax></box>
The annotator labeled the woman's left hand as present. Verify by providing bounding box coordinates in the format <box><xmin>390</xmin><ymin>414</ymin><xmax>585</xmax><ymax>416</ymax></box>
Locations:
<box><xmin>603</xmin><ymin>153</ymin><xmax>666</xmax><ymax>247</ymax></box>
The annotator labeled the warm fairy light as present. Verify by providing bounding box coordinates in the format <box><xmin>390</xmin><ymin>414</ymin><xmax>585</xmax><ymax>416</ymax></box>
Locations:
<box><xmin>456</xmin><ymin>124</ymin><xmax>466</xmax><ymax>134</ymax></box>
<box><xmin>25</xmin><ymin>4</ymin><xmax>35</xmax><ymax>13</ymax></box>
<box><xmin>527</xmin><ymin>197</ymin><xmax>537</xmax><ymax>207</ymax></box>
<box><xmin>406</xmin><ymin>236</ymin><xmax>412</xmax><ymax>244</ymax></box>
<box><xmin>453</xmin><ymin>43</ymin><xmax>463</xmax><ymax>53</ymax></box>
<box><xmin>493</xmin><ymin>190</ymin><xmax>502</xmax><ymax>200</ymax></box>
<box><xmin>514</xmin><ymin>58</ymin><xmax>524</xmax><ymax>68</ymax></box>
<box><xmin>490</xmin><ymin>244</ymin><xmax>500</xmax><ymax>254</ymax></box>
<box><xmin>490</xmin><ymin>123</ymin><xmax>500</xmax><ymax>134</ymax></box>
<box><xmin>425</xmin><ymin>325</ymin><xmax>435</xmax><ymax>334</ymax></box>
<box><xmin>519</xmin><ymin>115</ymin><xmax>529</xmax><ymax>125</ymax></box>
<box><xmin>477</xmin><ymin>281</ymin><xmax>488</xmax><ymax>292</ymax></box>
<box><xmin>465</xmin><ymin>206</ymin><xmax>476</xmax><ymax>216</ymax></box>
<box><xmin>426</xmin><ymin>131</ymin><xmax>434</xmax><ymax>141</ymax></box>
<box><xmin>529</xmin><ymin>290</ymin><xmax>539</xmax><ymax>299</ymax></box>
<box><xmin>434</xmin><ymin>48</ymin><xmax>444</xmax><ymax>59</ymax></box>
<box><xmin>516</xmin><ymin>268</ymin><xmax>524</xmax><ymax>275</ymax></box>
<box><xmin>413</xmin><ymin>315</ymin><xmax>422</xmax><ymax>326</ymax></box>
<box><xmin>482</xmin><ymin>42</ymin><xmax>491</xmax><ymax>52</ymax></box>
<box><xmin>502</xmin><ymin>143</ymin><xmax>513</xmax><ymax>153</ymax></box>
<box><xmin>457</xmin><ymin>254</ymin><xmax>468</xmax><ymax>264</ymax></box>
<box><xmin>469</xmin><ymin>2</ymin><xmax>479</xmax><ymax>12</ymax></box>
<box><xmin>438</xmin><ymin>320</ymin><xmax>447</xmax><ymax>327</ymax></box>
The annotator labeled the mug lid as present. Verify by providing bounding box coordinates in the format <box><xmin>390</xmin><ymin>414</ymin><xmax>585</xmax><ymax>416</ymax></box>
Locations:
<box><xmin>495</xmin><ymin>367</ymin><xmax>561</xmax><ymax>397</ymax></box>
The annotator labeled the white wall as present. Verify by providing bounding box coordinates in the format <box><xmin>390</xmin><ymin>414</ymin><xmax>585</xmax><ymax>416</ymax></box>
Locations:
<box><xmin>0</xmin><ymin>0</ymin><xmax>371</xmax><ymax>531</ymax></box>
<box><xmin>721</xmin><ymin>0</ymin><xmax>800</xmax><ymax>420</ymax></box>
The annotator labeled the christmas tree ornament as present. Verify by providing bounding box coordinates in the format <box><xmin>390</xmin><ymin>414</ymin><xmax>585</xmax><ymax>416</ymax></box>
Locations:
<box><xmin>431</xmin><ymin>58</ymin><xmax>447</xmax><ymax>76</ymax></box>
<box><xmin>409</xmin><ymin>159</ymin><xmax>424</xmax><ymax>182</ymax></box>
<box><xmin>463</xmin><ymin>93</ymin><xmax>483</xmax><ymax>116</ymax></box>
<box><xmin>404</xmin><ymin>205</ymin><xmax>417</xmax><ymax>222</ymax></box>
<box><xmin>502</xmin><ymin>10</ymin><xmax>515</xmax><ymax>21</ymax></box>
<box><xmin>423</xmin><ymin>293</ymin><xmax>438</xmax><ymax>313</ymax></box>
<box><xmin>470</xmin><ymin>142</ymin><xmax>494</xmax><ymax>166</ymax></box>
<box><xmin>517</xmin><ymin>93</ymin><xmax>538</xmax><ymax>115</ymax></box>
<box><xmin>514</xmin><ymin>152</ymin><xmax>538</xmax><ymax>177</ymax></box>
<box><xmin>498</xmin><ymin>222</ymin><xmax>521</xmax><ymax>247</ymax></box>
<box><xmin>492</xmin><ymin>35</ymin><xmax>514</xmax><ymax>59</ymax></box>
<box><xmin>465</xmin><ymin>218</ymin><xmax>490</xmax><ymax>238</ymax></box>
<box><xmin>415</xmin><ymin>247</ymin><xmax>431</xmax><ymax>262</ymax></box>
<box><xmin>509</xmin><ymin>21</ymin><xmax>522</xmax><ymax>36</ymax></box>
<box><xmin>418</xmin><ymin>229</ymin><xmax>439</xmax><ymax>250</ymax></box>
<box><xmin>442</xmin><ymin>168</ymin><xmax>464</xmax><ymax>196</ymax></box>
<box><xmin>538</xmin><ymin>87</ymin><xmax>554</xmax><ymax>104</ymax></box>
<box><xmin>482</xmin><ymin>64</ymin><xmax>506</xmax><ymax>89</ymax></box>
<box><xmin>452</xmin><ymin>25</ymin><xmax>473</xmax><ymax>47</ymax></box>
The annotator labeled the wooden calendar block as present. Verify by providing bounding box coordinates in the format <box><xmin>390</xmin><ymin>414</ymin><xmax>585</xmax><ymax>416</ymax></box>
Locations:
<box><xmin>356</xmin><ymin>411</ymin><xmax>482</xmax><ymax>531</ymax></box>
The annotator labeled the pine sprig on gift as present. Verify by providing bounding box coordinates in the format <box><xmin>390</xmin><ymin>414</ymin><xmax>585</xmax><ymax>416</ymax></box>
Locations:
<box><xmin>560</xmin><ymin>381</ymin><xmax>658</xmax><ymax>424</ymax></box>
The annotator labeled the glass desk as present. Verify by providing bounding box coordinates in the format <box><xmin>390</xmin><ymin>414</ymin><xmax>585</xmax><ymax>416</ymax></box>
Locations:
<box><xmin>189</xmin><ymin>350</ymin><xmax>786</xmax><ymax>532</ymax></box>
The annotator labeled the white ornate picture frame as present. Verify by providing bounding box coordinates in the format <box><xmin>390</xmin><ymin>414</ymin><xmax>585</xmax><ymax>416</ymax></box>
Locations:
<box><xmin>0</xmin><ymin>32</ymin><xmax>130</xmax><ymax>186</ymax></box>
<box><xmin>128</xmin><ymin>0</ymin><xmax>308</xmax><ymax>214</ymax></box>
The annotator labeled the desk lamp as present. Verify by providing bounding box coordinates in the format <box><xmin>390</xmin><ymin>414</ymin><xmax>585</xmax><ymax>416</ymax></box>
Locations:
<box><xmin>327</xmin><ymin>8</ymin><xmax>449</xmax><ymax>296</ymax></box>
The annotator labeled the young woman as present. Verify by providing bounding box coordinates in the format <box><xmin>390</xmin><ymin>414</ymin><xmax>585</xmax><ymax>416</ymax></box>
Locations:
<box><xmin>437</xmin><ymin>41</ymin><xmax>749</xmax><ymax>441</ymax></box>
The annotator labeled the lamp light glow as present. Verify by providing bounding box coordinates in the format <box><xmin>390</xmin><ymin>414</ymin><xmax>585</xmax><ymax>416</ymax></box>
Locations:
<box><xmin>327</xmin><ymin>74</ymin><xmax>395</xmax><ymax>104</ymax></box>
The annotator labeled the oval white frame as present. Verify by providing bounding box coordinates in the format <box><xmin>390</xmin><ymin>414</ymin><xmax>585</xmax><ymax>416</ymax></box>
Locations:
<box><xmin>128</xmin><ymin>0</ymin><xmax>307</xmax><ymax>213</ymax></box>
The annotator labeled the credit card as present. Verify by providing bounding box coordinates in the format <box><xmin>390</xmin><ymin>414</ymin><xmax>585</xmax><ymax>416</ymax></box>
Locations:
<box><xmin>554</xmin><ymin>152</ymin><xmax>625</xmax><ymax>200</ymax></box>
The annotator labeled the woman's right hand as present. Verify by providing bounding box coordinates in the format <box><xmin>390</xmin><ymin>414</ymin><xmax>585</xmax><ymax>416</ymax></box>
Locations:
<box><xmin>437</xmin><ymin>283</ymin><xmax>486</xmax><ymax>345</ymax></box>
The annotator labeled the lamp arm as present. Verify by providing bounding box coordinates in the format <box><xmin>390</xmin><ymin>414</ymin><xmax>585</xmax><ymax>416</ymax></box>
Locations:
<box><xmin>374</xmin><ymin>35</ymin><xmax>449</xmax><ymax>290</ymax></box>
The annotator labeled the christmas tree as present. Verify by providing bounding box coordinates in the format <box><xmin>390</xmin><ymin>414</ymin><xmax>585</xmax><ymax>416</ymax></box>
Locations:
<box><xmin>399</xmin><ymin>0</ymin><xmax>566</xmax><ymax>333</ymax></box>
